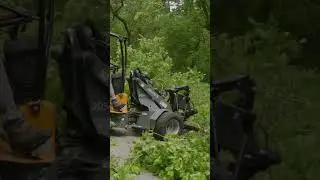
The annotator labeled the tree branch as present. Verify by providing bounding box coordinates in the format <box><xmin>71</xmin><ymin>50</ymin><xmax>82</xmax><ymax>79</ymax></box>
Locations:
<box><xmin>111</xmin><ymin>0</ymin><xmax>131</xmax><ymax>44</ymax></box>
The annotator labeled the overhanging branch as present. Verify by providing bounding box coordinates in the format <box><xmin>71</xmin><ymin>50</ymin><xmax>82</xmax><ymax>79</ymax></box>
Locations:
<box><xmin>111</xmin><ymin>0</ymin><xmax>131</xmax><ymax>44</ymax></box>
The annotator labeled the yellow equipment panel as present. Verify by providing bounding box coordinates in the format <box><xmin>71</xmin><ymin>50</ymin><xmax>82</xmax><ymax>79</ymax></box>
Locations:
<box><xmin>110</xmin><ymin>93</ymin><xmax>129</xmax><ymax>114</ymax></box>
<box><xmin>0</xmin><ymin>100</ymin><xmax>56</xmax><ymax>164</ymax></box>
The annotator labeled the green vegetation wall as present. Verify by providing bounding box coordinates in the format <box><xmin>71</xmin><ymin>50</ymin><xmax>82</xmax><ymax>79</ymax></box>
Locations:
<box><xmin>212</xmin><ymin>5</ymin><xmax>320</xmax><ymax>180</ymax></box>
<box><xmin>213</xmin><ymin>0</ymin><xmax>320</xmax><ymax>68</ymax></box>
<box><xmin>111</xmin><ymin>0</ymin><xmax>210</xmax><ymax>80</ymax></box>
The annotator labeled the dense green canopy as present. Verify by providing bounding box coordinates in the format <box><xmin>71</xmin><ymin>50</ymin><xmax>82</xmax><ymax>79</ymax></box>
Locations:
<box><xmin>213</xmin><ymin>1</ymin><xmax>320</xmax><ymax>179</ymax></box>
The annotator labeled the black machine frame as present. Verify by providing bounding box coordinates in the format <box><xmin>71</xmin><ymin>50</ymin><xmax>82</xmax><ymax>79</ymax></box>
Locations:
<box><xmin>212</xmin><ymin>75</ymin><xmax>281</xmax><ymax>180</ymax></box>
<box><xmin>109</xmin><ymin>32</ymin><xmax>199</xmax><ymax>135</ymax></box>
<box><xmin>0</xmin><ymin>0</ymin><xmax>54</xmax><ymax>104</ymax></box>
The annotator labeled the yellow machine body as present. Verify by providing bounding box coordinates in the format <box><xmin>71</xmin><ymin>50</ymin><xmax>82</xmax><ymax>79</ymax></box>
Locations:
<box><xmin>110</xmin><ymin>93</ymin><xmax>129</xmax><ymax>114</ymax></box>
<box><xmin>0</xmin><ymin>100</ymin><xmax>56</xmax><ymax>164</ymax></box>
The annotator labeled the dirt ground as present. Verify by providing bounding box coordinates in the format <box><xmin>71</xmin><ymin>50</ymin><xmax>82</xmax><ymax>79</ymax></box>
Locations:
<box><xmin>110</xmin><ymin>128</ymin><xmax>159</xmax><ymax>180</ymax></box>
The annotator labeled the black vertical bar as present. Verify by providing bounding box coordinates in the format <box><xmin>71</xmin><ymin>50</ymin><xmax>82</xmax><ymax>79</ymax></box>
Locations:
<box><xmin>119</xmin><ymin>39</ymin><xmax>125</xmax><ymax>89</ymax></box>
<box><xmin>45</xmin><ymin>0</ymin><xmax>54</xmax><ymax>60</ymax></box>
<box><xmin>38</xmin><ymin>0</ymin><xmax>46</xmax><ymax>100</ymax></box>
<box><xmin>124</xmin><ymin>38</ymin><xmax>127</xmax><ymax>76</ymax></box>
<box><xmin>210</xmin><ymin>0</ymin><xmax>218</xmax><ymax>175</ymax></box>
<box><xmin>106</xmin><ymin>0</ymin><xmax>111</xmax><ymax>179</ymax></box>
<box><xmin>211</xmin><ymin>83</ymin><xmax>220</xmax><ymax>179</ymax></box>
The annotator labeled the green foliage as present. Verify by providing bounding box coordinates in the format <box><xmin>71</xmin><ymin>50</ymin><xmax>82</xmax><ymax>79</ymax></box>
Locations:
<box><xmin>132</xmin><ymin>132</ymin><xmax>209</xmax><ymax>180</ymax></box>
<box><xmin>160</xmin><ymin>15</ymin><xmax>210</xmax><ymax>73</ymax></box>
<box><xmin>213</xmin><ymin>20</ymin><xmax>320</xmax><ymax>180</ymax></box>
<box><xmin>111</xmin><ymin>155</ymin><xmax>142</xmax><ymax>180</ymax></box>
<box><xmin>213</xmin><ymin>0</ymin><xmax>320</xmax><ymax>68</ymax></box>
<box><xmin>127</xmin><ymin>37</ymin><xmax>173</xmax><ymax>80</ymax></box>
<box><xmin>111</xmin><ymin>0</ymin><xmax>210</xmax><ymax>77</ymax></box>
<box><xmin>212</xmin><ymin>19</ymin><xmax>300</xmax><ymax>79</ymax></box>
<box><xmin>51</xmin><ymin>0</ymin><xmax>108</xmax><ymax>42</ymax></box>
<box><xmin>63</xmin><ymin>0</ymin><xmax>108</xmax><ymax>28</ymax></box>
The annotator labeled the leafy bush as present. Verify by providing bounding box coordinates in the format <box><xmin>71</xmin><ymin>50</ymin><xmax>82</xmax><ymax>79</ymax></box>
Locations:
<box><xmin>111</xmin><ymin>154</ymin><xmax>141</xmax><ymax>180</ymax></box>
<box><xmin>132</xmin><ymin>132</ymin><xmax>209</xmax><ymax>180</ymax></box>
